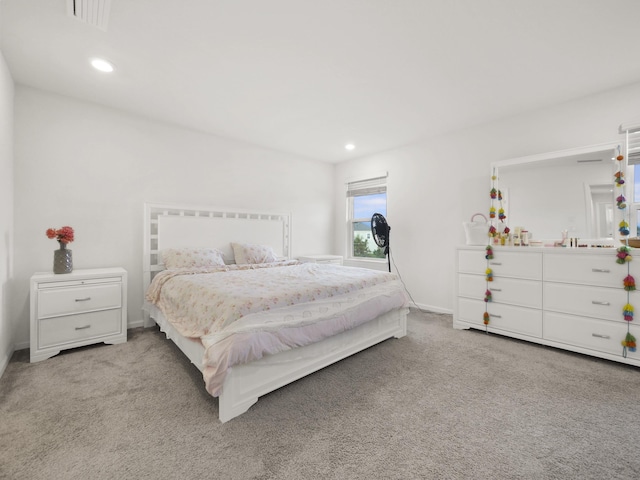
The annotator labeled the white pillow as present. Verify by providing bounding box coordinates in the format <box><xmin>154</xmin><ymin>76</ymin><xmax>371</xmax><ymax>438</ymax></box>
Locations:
<box><xmin>161</xmin><ymin>247</ymin><xmax>225</xmax><ymax>269</ymax></box>
<box><xmin>231</xmin><ymin>242</ymin><xmax>279</xmax><ymax>264</ymax></box>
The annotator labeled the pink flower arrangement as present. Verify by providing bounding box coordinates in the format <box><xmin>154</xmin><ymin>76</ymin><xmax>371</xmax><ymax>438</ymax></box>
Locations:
<box><xmin>46</xmin><ymin>226</ymin><xmax>75</xmax><ymax>244</ymax></box>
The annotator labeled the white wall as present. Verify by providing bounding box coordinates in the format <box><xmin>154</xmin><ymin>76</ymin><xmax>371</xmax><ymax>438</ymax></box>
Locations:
<box><xmin>335</xmin><ymin>81</ymin><xmax>640</xmax><ymax>313</ymax></box>
<box><xmin>12</xmin><ymin>86</ymin><xmax>335</xmax><ymax>347</ymax></box>
<box><xmin>0</xmin><ymin>49</ymin><xmax>15</xmax><ymax>372</ymax></box>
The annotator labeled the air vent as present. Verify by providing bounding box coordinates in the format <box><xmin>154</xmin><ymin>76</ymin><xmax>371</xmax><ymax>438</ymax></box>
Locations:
<box><xmin>67</xmin><ymin>0</ymin><xmax>112</xmax><ymax>31</ymax></box>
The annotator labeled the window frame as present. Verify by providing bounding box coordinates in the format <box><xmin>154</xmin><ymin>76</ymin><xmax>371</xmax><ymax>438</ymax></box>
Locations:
<box><xmin>345</xmin><ymin>174</ymin><xmax>388</xmax><ymax>261</ymax></box>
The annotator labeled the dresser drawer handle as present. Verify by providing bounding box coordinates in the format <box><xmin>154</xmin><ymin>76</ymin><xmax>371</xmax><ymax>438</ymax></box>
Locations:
<box><xmin>492</xmin><ymin>288</ymin><xmax>502</xmax><ymax>292</ymax></box>
<box><xmin>592</xmin><ymin>333</ymin><xmax>610</xmax><ymax>339</ymax></box>
<box><xmin>591</xmin><ymin>268</ymin><xmax>610</xmax><ymax>273</ymax></box>
<box><xmin>75</xmin><ymin>297</ymin><xmax>92</xmax><ymax>302</ymax></box>
<box><xmin>489</xmin><ymin>262</ymin><xmax>502</xmax><ymax>266</ymax></box>
<box><xmin>75</xmin><ymin>325</ymin><xmax>91</xmax><ymax>330</ymax></box>
<box><xmin>591</xmin><ymin>301</ymin><xmax>611</xmax><ymax>306</ymax></box>
<box><xmin>489</xmin><ymin>314</ymin><xmax>502</xmax><ymax>318</ymax></box>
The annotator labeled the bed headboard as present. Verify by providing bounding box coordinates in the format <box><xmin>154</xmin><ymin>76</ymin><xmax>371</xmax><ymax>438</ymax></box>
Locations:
<box><xmin>143</xmin><ymin>202</ymin><xmax>291</xmax><ymax>322</ymax></box>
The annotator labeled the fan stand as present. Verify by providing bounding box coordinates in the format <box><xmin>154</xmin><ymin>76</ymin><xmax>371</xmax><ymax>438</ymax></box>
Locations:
<box><xmin>384</xmin><ymin>234</ymin><xmax>390</xmax><ymax>273</ymax></box>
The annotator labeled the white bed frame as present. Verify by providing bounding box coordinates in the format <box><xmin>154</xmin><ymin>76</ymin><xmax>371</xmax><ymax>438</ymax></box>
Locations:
<box><xmin>143</xmin><ymin>202</ymin><xmax>408</xmax><ymax>422</ymax></box>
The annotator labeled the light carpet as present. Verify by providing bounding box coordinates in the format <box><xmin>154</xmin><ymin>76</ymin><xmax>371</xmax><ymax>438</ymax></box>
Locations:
<box><xmin>1</xmin><ymin>310</ymin><xmax>640</xmax><ymax>480</ymax></box>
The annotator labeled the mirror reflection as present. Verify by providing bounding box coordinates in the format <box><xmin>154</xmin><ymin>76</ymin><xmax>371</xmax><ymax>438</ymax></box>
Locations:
<box><xmin>494</xmin><ymin>143</ymin><xmax>620</xmax><ymax>242</ymax></box>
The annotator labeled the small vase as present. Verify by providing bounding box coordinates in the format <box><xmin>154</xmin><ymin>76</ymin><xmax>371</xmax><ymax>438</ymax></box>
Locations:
<box><xmin>53</xmin><ymin>242</ymin><xmax>73</xmax><ymax>274</ymax></box>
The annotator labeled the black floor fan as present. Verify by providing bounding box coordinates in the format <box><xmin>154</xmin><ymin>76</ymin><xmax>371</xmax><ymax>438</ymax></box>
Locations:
<box><xmin>371</xmin><ymin>213</ymin><xmax>391</xmax><ymax>272</ymax></box>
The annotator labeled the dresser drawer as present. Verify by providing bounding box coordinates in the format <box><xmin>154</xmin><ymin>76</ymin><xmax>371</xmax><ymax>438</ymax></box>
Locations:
<box><xmin>458</xmin><ymin>249</ymin><xmax>542</xmax><ymax>279</ymax></box>
<box><xmin>544</xmin><ymin>253</ymin><xmax>633</xmax><ymax>287</ymax></box>
<box><xmin>457</xmin><ymin>297</ymin><xmax>542</xmax><ymax>338</ymax></box>
<box><xmin>544</xmin><ymin>311</ymin><xmax>640</xmax><ymax>360</ymax></box>
<box><xmin>544</xmin><ymin>282</ymin><xmax>636</xmax><ymax>322</ymax></box>
<box><xmin>38</xmin><ymin>309</ymin><xmax>122</xmax><ymax>348</ymax></box>
<box><xmin>458</xmin><ymin>274</ymin><xmax>542</xmax><ymax>308</ymax></box>
<box><xmin>38</xmin><ymin>283</ymin><xmax>121</xmax><ymax>319</ymax></box>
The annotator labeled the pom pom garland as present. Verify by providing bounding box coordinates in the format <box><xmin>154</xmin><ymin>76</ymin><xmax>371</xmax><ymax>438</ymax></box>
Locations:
<box><xmin>615</xmin><ymin>171</ymin><xmax>625</xmax><ymax>186</ymax></box>
<box><xmin>486</xmin><ymin>268</ymin><xmax>493</xmax><ymax>281</ymax></box>
<box><xmin>489</xmin><ymin>206</ymin><xmax>496</xmax><ymax>218</ymax></box>
<box><xmin>498</xmin><ymin>208</ymin><xmax>506</xmax><ymax>221</ymax></box>
<box><xmin>483</xmin><ymin>311</ymin><xmax>490</xmax><ymax>325</ymax></box>
<box><xmin>485</xmin><ymin>246</ymin><xmax>493</xmax><ymax>259</ymax></box>
<box><xmin>484</xmin><ymin>289</ymin><xmax>492</xmax><ymax>302</ymax></box>
<box><xmin>616</xmin><ymin>246</ymin><xmax>632</xmax><ymax>264</ymax></box>
<box><xmin>490</xmin><ymin>188</ymin><xmax>497</xmax><ymax>199</ymax></box>
<box><xmin>623</xmin><ymin>303</ymin><xmax>634</xmax><ymax>322</ymax></box>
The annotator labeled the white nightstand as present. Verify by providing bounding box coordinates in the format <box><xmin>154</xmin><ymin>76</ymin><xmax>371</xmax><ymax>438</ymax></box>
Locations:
<box><xmin>30</xmin><ymin>267</ymin><xmax>128</xmax><ymax>363</ymax></box>
<box><xmin>297</xmin><ymin>255</ymin><xmax>343</xmax><ymax>265</ymax></box>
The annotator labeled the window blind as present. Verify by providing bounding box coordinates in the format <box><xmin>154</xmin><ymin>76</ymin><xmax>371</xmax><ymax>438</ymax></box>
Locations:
<box><xmin>346</xmin><ymin>175</ymin><xmax>387</xmax><ymax>197</ymax></box>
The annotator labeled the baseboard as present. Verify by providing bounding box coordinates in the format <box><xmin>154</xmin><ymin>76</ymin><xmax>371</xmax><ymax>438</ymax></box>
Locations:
<box><xmin>127</xmin><ymin>318</ymin><xmax>145</xmax><ymax>329</ymax></box>
<box><xmin>0</xmin><ymin>344</ymin><xmax>15</xmax><ymax>379</ymax></box>
<box><xmin>413</xmin><ymin>302</ymin><xmax>452</xmax><ymax>315</ymax></box>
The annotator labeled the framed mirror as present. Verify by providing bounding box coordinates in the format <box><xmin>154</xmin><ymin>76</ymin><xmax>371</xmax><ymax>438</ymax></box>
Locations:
<box><xmin>493</xmin><ymin>142</ymin><xmax>621</xmax><ymax>243</ymax></box>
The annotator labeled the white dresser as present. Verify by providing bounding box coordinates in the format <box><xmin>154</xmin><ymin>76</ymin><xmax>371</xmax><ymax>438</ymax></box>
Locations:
<box><xmin>30</xmin><ymin>267</ymin><xmax>128</xmax><ymax>362</ymax></box>
<box><xmin>455</xmin><ymin>246</ymin><xmax>640</xmax><ymax>366</ymax></box>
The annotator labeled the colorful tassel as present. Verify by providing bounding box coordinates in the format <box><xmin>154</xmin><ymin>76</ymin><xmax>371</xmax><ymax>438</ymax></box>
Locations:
<box><xmin>498</xmin><ymin>208</ymin><xmax>506</xmax><ymax>221</ymax></box>
<box><xmin>489</xmin><ymin>206</ymin><xmax>496</xmax><ymax>218</ymax></box>
<box><xmin>485</xmin><ymin>246</ymin><xmax>493</xmax><ymax>259</ymax></box>
<box><xmin>489</xmin><ymin>225</ymin><xmax>497</xmax><ymax>237</ymax></box>
<box><xmin>483</xmin><ymin>311</ymin><xmax>490</xmax><ymax>325</ymax></box>
<box><xmin>622</xmin><ymin>332</ymin><xmax>637</xmax><ymax>352</ymax></box>
<box><xmin>619</xmin><ymin>220</ymin><xmax>630</xmax><ymax>237</ymax></box>
<box><xmin>490</xmin><ymin>188</ymin><xmax>497</xmax><ymax>199</ymax></box>
<box><xmin>484</xmin><ymin>289</ymin><xmax>492</xmax><ymax>303</ymax></box>
<box><xmin>616</xmin><ymin>194</ymin><xmax>627</xmax><ymax>210</ymax></box>
<box><xmin>616</xmin><ymin>246</ymin><xmax>632</xmax><ymax>264</ymax></box>
<box><xmin>623</xmin><ymin>303</ymin><xmax>634</xmax><ymax>321</ymax></box>
<box><xmin>624</xmin><ymin>275</ymin><xmax>636</xmax><ymax>291</ymax></box>
<box><xmin>497</xmin><ymin>190</ymin><xmax>503</xmax><ymax>201</ymax></box>
<box><xmin>486</xmin><ymin>268</ymin><xmax>493</xmax><ymax>282</ymax></box>
<box><xmin>615</xmin><ymin>170</ymin><xmax>625</xmax><ymax>186</ymax></box>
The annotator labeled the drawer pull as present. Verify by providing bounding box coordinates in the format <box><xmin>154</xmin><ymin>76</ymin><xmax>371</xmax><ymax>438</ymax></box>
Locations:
<box><xmin>492</xmin><ymin>288</ymin><xmax>502</xmax><ymax>292</ymax></box>
<box><xmin>591</xmin><ymin>268</ymin><xmax>610</xmax><ymax>273</ymax></box>
<box><xmin>489</xmin><ymin>262</ymin><xmax>502</xmax><ymax>266</ymax></box>
<box><xmin>592</xmin><ymin>333</ymin><xmax>610</xmax><ymax>339</ymax></box>
<box><xmin>75</xmin><ymin>297</ymin><xmax>92</xmax><ymax>302</ymax></box>
<box><xmin>591</xmin><ymin>300</ymin><xmax>611</xmax><ymax>306</ymax></box>
<box><xmin>489</xmin><ymin>314</ymin><xmax>502</xmax><ymax>319</ymax></box>
<box><xmin>75</xmin><ymin>325</ymin><xmax>91</xmax><ymax>330</ymax></box>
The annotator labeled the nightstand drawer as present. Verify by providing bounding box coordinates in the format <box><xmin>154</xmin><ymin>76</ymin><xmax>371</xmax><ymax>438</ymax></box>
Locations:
<box><xmin>38</xmin><ymin>283</ymin><xmax>121</xmax><ymax>318</ymax></box>
<box><xmin>38</xmin><ymin>309</ymin><xmax>122</xmax><ymax>348</ymax></box>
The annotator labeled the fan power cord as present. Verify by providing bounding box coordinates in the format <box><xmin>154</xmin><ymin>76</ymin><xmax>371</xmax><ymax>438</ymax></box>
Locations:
<box><xmin>389</xmin><ymin>249</ymin><xmax>429</xmax><ymax>315</ymax></box>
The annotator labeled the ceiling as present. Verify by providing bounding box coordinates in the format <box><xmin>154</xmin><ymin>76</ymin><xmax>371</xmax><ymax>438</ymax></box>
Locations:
<box><xmin>3</xmin><ymin>0</ymin><xmax>640</xmax><ymax>163</ymax></box>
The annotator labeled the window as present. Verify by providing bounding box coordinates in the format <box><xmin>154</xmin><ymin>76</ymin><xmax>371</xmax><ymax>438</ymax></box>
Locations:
<box><xmin>346</xmin><ymin>174</ymin><xmax>387</xmax><ymax>259</ymax></box>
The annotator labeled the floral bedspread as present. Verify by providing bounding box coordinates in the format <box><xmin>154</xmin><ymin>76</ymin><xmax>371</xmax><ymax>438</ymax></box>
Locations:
<box><xmin>145</xmin><ymin>262</ymin><xmax>409</xmax><ymax>395</ymax></box>
<box><xmin>146</xmin><ymin>262</ymin><xmax>399</xmax><ymax>338</ymax></box>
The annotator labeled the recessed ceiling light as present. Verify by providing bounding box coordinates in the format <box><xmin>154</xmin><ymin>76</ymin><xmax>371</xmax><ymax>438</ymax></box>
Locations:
<box><xmin>345</xmin><ymin>144</ymin><xmax>355</xmax><ymax>151</ymax></box>
<box><xmin>90</xmin><ymin>58</ymin><xmax>115</xmax><ymax>73</ymax></box>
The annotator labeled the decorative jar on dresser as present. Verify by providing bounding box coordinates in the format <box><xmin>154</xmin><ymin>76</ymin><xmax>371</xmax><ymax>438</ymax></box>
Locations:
<box><xmin>455</xmin><ymin>246</ymin><xmax>640</xmax><ymax>367</ymax></box>
<box><xmin>30</xmin><ymin>267</ymin><xmax>128</xmax><ymax>362</ymax></box>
